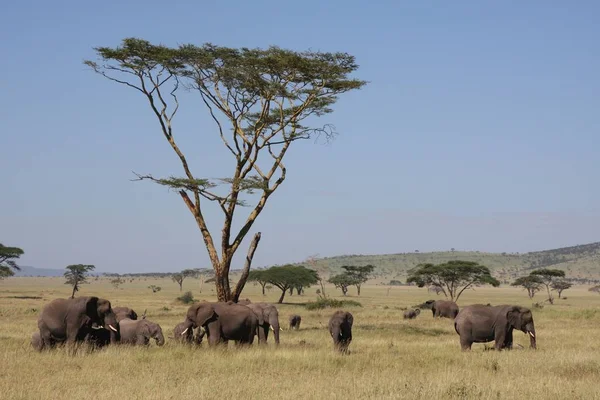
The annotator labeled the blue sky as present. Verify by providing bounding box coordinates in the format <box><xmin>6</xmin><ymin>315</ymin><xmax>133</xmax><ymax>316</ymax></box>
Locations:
<box><xmin>1</xmin><ymin>1</ymin><xmax>599</xmax><ymax>272</ymax></box>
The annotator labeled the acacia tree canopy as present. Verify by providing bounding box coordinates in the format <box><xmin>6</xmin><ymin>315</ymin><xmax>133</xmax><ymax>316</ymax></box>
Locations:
<box><xmin>328</xmin><ymin>273</ymin><xmax>358</xmax><ymax>296</ymax></box>
<box><xmin>511</xmin><ymin>275</ymin><xmax>543</xmax><ymax>299</ymax></box>
<box><xmin>407</xmin><ymin>260</ymin><xmax>500</xmax><ymax>302</ymax></box>
<box><xmin>257</xmin><ymin>265</ymin><xmax>319</xmax><ymax>303</ymax></box>
<box><xmin>64</xmin><ymin>264</ymin><xmax>95</xmax><ymax>298</ymax></box>
<box><xmin>0</xmin><ymin>243</ymin><xmax>24</xmax><ymax>279</ymax></box>
<box><xmin>530</xmin><ymin>268</ymin><xmax>565</xmax><ymax>304</ymax></box>
<box><xmin>84</xmin><ymin>38</ymin><xmax>366</xmax><ymax>302</ymax></box>
<box><xmin>341</xmin><ymin>265</ymin><xmax>375</xmax><ymax>295</ymax></box>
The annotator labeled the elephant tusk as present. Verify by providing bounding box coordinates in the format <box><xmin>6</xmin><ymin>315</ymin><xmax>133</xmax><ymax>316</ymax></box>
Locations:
<box><xmin>108</xmin><ymin>325</ymin><xmax>118</xmax><ymax>332</ymax></box>
<box><xmin>280</xmin><ymin>327</ymin><xmax>283</xmax><ymax>331</ymax></box>
<box><xmin>91</xmin><ymin>325</ymin><xmax>104</xmax><ymax>330</ymax></box>
<box><xmin>529</xmin><ymin>332</ymin><xmax>535</xmax><ymax>338</ymax></box>
<box><xmin>270</xmin><ymin>325</ymin><xmax>274</xmax><ymax>331</ymax></box>
<box><xmin>181</xmin><ymin>328</ymin><xmax>189</xmax><ymax>335</ymax></box>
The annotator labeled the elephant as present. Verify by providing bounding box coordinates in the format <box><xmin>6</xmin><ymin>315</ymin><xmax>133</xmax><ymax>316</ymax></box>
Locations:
<box><xmin>403</xmin><ymin>308</ymin><xmax>420</xmax><ymax>319</ymax></box>
<box><xmin>84</xmin><ymin>327</ymin><xmax>113</xmax><ymax>349</ymax></box>
<box><xmin>180</xmin><ymin>301</ymin><xmax>258</xmax><ymax>345</ymax></box>
<box><xmin>454</xmin><ymin>304</ymin><xmax>537</xmax><ymax>351</ymax></box>
<box><xmin>31</xmin><ymin>331</ymin><xmax>43</xmax><ymax>351</ymax></box>
<box><xmin>237</xmin><ymin>298</ymin><xmax>252</xmax><ymax>305</ymax></box>
<box><xmin>289</xmin><ymin>314</ymin><xmax>301</xmax><ymax>330</ymax></box>
<box><xmin>113</xmin><ymin>307</ymin><xmax>138</xmax><ymax>322</ymax></box>
<box><xmin>328</xmin><ymin>310</ymin><xmax>353</xmax><ymax>353</ymax></box>
<box><xmin>119</xmin><ymin>318</ymin><xmax>165</xmax><ymax>346</ymax></box>
<box><xmin>173</xmin><ymin>321</ymin><xmax>203</xmax><ymax>344</ymax></box>
<box><xmin>244</xmin><ymin>302</ymin><xmax>281</xmax><ymax>345</ymax></box>
<box><xmin>37</xmin><ymin>296</ymin><xmax>119</xmax><ymax>348</ymax></box>
<box><xmin>424</xmin><ymin>299</ymin><xmax>459</xmax><ymax>318</ymax></box>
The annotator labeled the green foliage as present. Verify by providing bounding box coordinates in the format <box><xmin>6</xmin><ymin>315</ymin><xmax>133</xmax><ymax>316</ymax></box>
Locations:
<box><xmin>340</xmin><ymin>265</ymin><xmax>375</xmax><ymax>295</ymax></box>
<box><xmin>328</xmin><ymin>273</ymin><xmax>359</xmax><ymax>295</ymax></box>
<box><xmin>551</xmin><ymin>279</ymin><xmax>572</xmax><ymax>298</ymax></box>
<box><xmin>0</xmin><ymin>243</ymin><xmax>24</xmax><ymax>279</ymax></box>
<box><xmin>304</xmin><ymin>298</ymin><xmax>362</xmax><ymax>310</ymax></box>
<box><xmin>530</xmin><ymin>268</ymin><xmax>567</xmax><ymax>304</ymax></box>
<box><xmin>177</xmin><ymin>291</ymin><xmax>195</xmax><ymax>304</ymax></box>
<box><xmin>84</xmin><ymin>38</ymin><xmax>366</xmax><ymax>302</ymax></box>
<box><xmin>148</xmin><ymin>285</ymin><xmax>162</xmax><ymax>293</ymax></box>
<box><xmin>388</xmin><ymin>280</ymin><xmax>403</xmax><ymax>286</ymax></box>
<box><xmin>64</xmin><ymin>264</ymin><xmax>95</xmax><ymax>298</ymax></box>
<box><xmin>511</xmin><ymin>275</ymin><xmax>543</xmax><ymax>299</ymax></box>
<box><xmin>172</xmin><ymin>270</ymin><xmax>195</xmax><ymax>291</ymax></box>
<box><xmin>256</xmin><ymin>265</ymin><xmax>319</xmax><ymax>303</ymax></box>
<box><xmin>407</xmin><ymin>260</ymin><xmax>500</xmax><ymax>302</ymax></box>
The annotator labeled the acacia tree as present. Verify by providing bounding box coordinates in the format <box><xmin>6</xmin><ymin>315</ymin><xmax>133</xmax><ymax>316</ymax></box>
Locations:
<box><xmin>407</xmin><ymin>260</ymin><xmax>500</xmax><ymax>302</ymax></box>
<box><xmin>84</xmin><ymin>38</ymin><xmax>366</xmax><ymax>302</ymax></box>
<box><xmin>551</xmin><ymin>279</ymin><xmax>572</xmax><ymax>299</ymax></box>
<box><xmin>64</xmin><ymin>264</ymin><xmax>95</xmax><ymax>298</ymax></box>
<box><xmin>0</xmin><ymin>243</ymin><xmax>24</xmax><ymax>279</ymax></box>
<box><xmin>530</xmin><ymin>268</ymin><xmax>565</xmax><ymax>304</ymax></box>
<box><xmin>247</xmin><ymin>270</ymin><xmax>268</xmax><ymax>295</ymax></box>
<box><xmin>328</xmin><ymin>274</ymin><xmax>357</xmax><ymax>296</ymax></box>
<box><xmin>341</xmin><ymin>265</ymin><xmax>375</xmax><ymax>295</ymax></box>
<box><xmin>511</xmin><ymin>276</ymin><xmax>543</xmax><ymax>299</ymax></box>
<box><xmin>258</xmin><ymin>265</ymin><xmax>319</xmax><ymax>303</ymax></box>
<box><xmin>172</xmin><ymin>269</ymin><xmax>195</xmax><ymax>292</ymax></box>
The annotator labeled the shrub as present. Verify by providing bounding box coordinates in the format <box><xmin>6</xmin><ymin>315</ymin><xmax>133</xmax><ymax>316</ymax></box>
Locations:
<box><xmin>177</xmin><ymin>291</ymin><xmax>195</xmax><ymax>304</ymax></box>
<box><xmin>304</xmin><ymin>298</ymin><xmax>362</xmax><ymax>310</ymax></box>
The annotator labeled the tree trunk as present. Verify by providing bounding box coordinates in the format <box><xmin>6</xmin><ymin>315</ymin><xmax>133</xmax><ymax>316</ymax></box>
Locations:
<box><xmin>356</xmin><ymin>284</ymin><xmax>361</xmax><ymax>296</ymax></box>
<box><xmin>261</xmin><ymin>282</ymin><xmax>266</xmax><ymax>296</ymax></box>
<box><xmin>71</xmin><ymin>285</ymin><xmax>77</xmax><ymax>299</ymax></box>
<box><xmin>215</xmin><ymin>266</ymin><xmax>232</xmax><ymax>302</ymax></box>
<box><xmin>342</xmin><ymin>287</ymin><xmax>347</xmax><ymax>296</ymax></box>
<box><xmin>289</xmin><ymin>287</ymin><xmax>293</xmax><ymax>295</ymax></box>
<box><xmin>179</xmin><ymin>282</ymin><xmax>183</xmax><ymax>292</ymax></box>
<box><xmin>278</xmin><ymin>288</ymin><xmax>287</xmax><ymax>304</ymax></box>
<box><xmin>232</xmin><ymin>232</ymin><xmax>261</xmax><ymax>303</ymax></box>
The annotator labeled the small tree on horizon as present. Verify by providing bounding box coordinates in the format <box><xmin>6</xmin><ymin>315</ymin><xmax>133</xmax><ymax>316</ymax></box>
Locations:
<box><xmin>84</xmin><ymin>38</ymin><xmax>366</xmax><ymax>302</ymax></box>
<box><xmin>257</xmin><ymin>265</ymin><xmax>319</xmax><ymax>303</ymax></box>
<box><xmin>172</xmin><ymin>269</ymin><xmax>196</xmax><ymax>292</ymax></box>
<box><xmin>247</xmin><ymin>270</ymin><xmax>268</xmax><ymax>295</ymax></box>
<box><xmin>328</xmin><ymin>273</ymin><xmax>359</xmax><ymax>296</ymax></box>
<box><xmin>530</xmin><ymin>269</ymin><xmax>565</xmax><ymax>304</ymax></box>
<box><xmin>341</xmin><ymin>265</ymin><xmax>375</xmax><ymax>295</ymax></box>
<box><xmin>551</xmin><ymin>279</ymin><xmax>572</xmax><ymax>299</ymax></box>
<box><xmin>407</xmin><ymin>260</ymin><xmax>500</xmax><ymax>302</ymax></box>
<box><xmin>0</xmin><ymin>243</ymin><xmax>24</xmax><ymax>279</ymax></box>
<box><xmin>511</xmin><ymin>275</ymin><xmax>543</xmax><ymax>299</ymax></box>
<box><xmin>64</xmin><ymin>264</ymin><xmax>95</xmax><ymax>298</ymax></box>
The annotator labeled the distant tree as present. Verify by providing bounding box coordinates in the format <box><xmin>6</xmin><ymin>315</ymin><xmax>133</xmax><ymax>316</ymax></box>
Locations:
<box><xmin>589</xmin><ymin>285</ymin><xmax>600</xmax><ymax>294</ymax></box>
<box><xmin>407</xmin><ymin>260</ymin><xmax>500</xmax><ymax>302</ymax></box>
<box><xmin>551</xmin><ymin>279</ymin><xmax>572</xmax><ymax>299</ymax></box>
<box><xmin>85</xmin><ymin>38</ymin><xmax>365</xmax><ymax>302</ymax></box>
<box><xmin>511</xmin><ymin>276</ymin><xmax>543</xmax><ymax>299</ymax></box>
<box><xmin>247</xmin><ymin>270</ymin><xmax>268</xmax><ymax>295</ymax></box>
<box><xmin>306</xmin><ymin>254</ymin><xmax>328</xmax><ymax>299</ymax></box>
<box><xmin>0</xmin><ymin>243</ymin><xmax>24</xmax><ymax>279</ymax></box>
<box><xmin>110</xmin><ymin>277</ymin><xmax>125</xmax><ymax>289</ymax></box>
<box><xmin>148</xmin><ymin>285</ymin><xmax>162</xmax><ymax>293</ymax></box>
<box><xmin>258</xmin><ymin>265</ymin><xmax>319</xmax><ymax>303</ymax></box>
<box><xmin>191</xmin><ymin>268</ymin><xmax>214</xmax><ymax>293</ymax></box>
<box><xmin>530</xmin><ymin>269</ymin><xmax>566</xmax><ymax>304</ymax></box>
<box><xmin>64</xmin><ymin>264</ymin><xmax>95</xmax><ymax>298</ymax></box>
<box><xmin>451</xmin><ymin>248</ymin><xmax>455</xmax><ymax>252</ymax></box>
<box><xmin>172</xmin><ymin>269</ymin><xmax>195</xmax><ymax>292</ymax></box>
<box><xmin>341</xmin><ymin>265</ymin><xmax>375</xmax><ymax>295</ymax></box>
<box><xmin>328</xmin><ymin>274</ymin><xmax>358</xmax><ymax>296</ymax></box>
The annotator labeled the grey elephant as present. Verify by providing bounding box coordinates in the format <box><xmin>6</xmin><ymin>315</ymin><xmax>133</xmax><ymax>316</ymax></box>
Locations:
<box><xmin>244</xmin><ymin>302</ymin><xmax>281</xmax><ymax>345</ymax></box>
<box><xmin>289</xmin><ymin>314</ymin><xmax>301</xmax><ymax>330</ymax></box>
<box><xmin>119</xmin><ymin>318</ymin><xmax>165</xmax><ymax>346</ymax></box>
<box><xmin>31</xmin><ymin>331</ymin><xmax>43</xmax><ymax>351</ymax></box>
<box><xmin>113</xmin><ymin>307</ymin><xmax>138</xmax><ymax>322</ymax></box>
<box><xmin>37</xmin><ymin>296</ymin><xmax>119</xmax><ymax>349</ymax></box>
<box><xmin>173</xmin><ymin>322</ymin><xmax>204</xmax><ymax>344</ymax></box>
<box><xmin>84</xmin><ymin>327</ymin><xmax>113</xmax><ymax>348</ymax></box>
<box><xmin>328</xmin><ymin>310</ymin><xmax>353</xmax><ymax>353</ymax></box>
<box><xmin>454</xmin><ymin>304</ymin><xmax>536</xmax><ymax>351</ymax></box>
<box><xmin>403</xmin><ymin>308</ymin><xmax>421</xmax><ymax>319</ymax></box>
<box><xmin>424</xmin><ymin>299</ymin><xmax>459</xmax><ymax>318</ymax></box>
<box><xmin>180</xmin><ymin>302</ymin><xmax>258</xmax><ymax>345</ymax></box>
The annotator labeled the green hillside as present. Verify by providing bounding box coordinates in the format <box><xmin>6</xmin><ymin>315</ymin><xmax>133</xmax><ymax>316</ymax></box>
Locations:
<box><xmin>295</xmin><ymin>242</ymin><xmax>600</xmax><ymax>284</ymax></box>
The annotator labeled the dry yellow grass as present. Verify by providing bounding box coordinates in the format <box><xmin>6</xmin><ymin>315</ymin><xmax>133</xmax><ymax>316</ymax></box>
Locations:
<box><xmin>1</xmin><ymin>278</ymin><xmax>600</xmax><ymax>399</ymax></box>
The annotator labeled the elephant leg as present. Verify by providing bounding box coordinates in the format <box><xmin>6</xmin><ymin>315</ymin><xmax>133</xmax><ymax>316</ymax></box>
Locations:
<box><xmin>494</xmin><ymin>329</ymin><xmax>507</xmax><ymax>351</ymax></box>
<box><xmin>460</xmin><ymin>337</ymin><xmax>472</xmax><ymax>351</ymax></box>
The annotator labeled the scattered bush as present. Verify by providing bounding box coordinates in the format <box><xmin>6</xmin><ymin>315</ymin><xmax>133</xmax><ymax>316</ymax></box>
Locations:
<box><xmin>177</xmin><ymin>291</ymin><xmax>195</xmax><ymax>304</ymax></box>
<box><xmin>148</xmin><ymin>285</ymin><xmax>162</xmax><ymax>293</ymax></box>
<box><xmin>304</xmin><ymin>298</ymin><xmax>362</xmax><ymax>310</ymax></box>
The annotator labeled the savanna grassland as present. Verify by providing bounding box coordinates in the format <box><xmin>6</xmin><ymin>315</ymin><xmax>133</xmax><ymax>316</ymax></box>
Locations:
<box><xmin>1</xmin><ymin>277</ymin><xmax>600</xmax><ymax>400</ymax></box>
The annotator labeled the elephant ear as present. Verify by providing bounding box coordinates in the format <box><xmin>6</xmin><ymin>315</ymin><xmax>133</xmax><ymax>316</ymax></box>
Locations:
<box><xmin>139</xmin><ymin>321</ymin><xmax>151</xmax><ymax>337</ymax></box>
<box><xmin>506</xmin><ymin>306</ymin><xmax>523</xmax><ymax>329</ymax></box>
<box><xmin>96</xmin><ymin>299</ymin><xmax>112</xmax><ymax>317</ymax></box>
<box><xmin>85</xmin><ymin>297</ymin><xmax>100</xmax><ymax>319</ymax></box>
<box><xmin>130</xmin><ymin>309</ymin><xmax>139</xmax><ymax>320</ymax></box>
<box><xmin>195</xmin><ymin>305</ymin><xmax>218</xmax><ymax>327</ymax></box>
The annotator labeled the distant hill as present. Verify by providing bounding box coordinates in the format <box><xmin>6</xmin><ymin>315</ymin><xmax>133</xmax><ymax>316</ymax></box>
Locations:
<box><xmin>14</xmin><ymin>266</ymin><xmax>64</xmax><ymax>277</ymax></box>
<box><xmin>294</xmin><ymin>242</ymin><xmax>600</xmax><ymax>284</ymax></box>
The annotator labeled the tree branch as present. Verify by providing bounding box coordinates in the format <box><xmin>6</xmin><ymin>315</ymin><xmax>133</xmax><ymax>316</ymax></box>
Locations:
<box><xmin>232</xmin><ymin>232</ymin><xmax>261</xmax><ymax>302</ymax></box>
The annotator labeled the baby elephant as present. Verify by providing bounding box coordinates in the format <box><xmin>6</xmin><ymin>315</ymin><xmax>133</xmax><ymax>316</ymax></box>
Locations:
<box><xmin>31</xmin><ymin>331</ymin><xmax>43</xmax><ymax>351</ymax></box>
<box><xmin>119</xmin><ymin>318</ymin><xmax>165</xmax><ymax>346</ymax></box>
<box><xmin>173</xmin><ymin>321</ymin><xmax>204</xmax><ymax>344</ymax></box>
<box><xmin>403</xmin><ymin>308</ymin><xmax>421</xmax><ymax>319</ymax></box>
<box><xmin>289</xmin><ymin>315</ymin><xmax>302</xmax><ymax>330</ymax></box>
<box><xmin>328</xmin><ymin>310</ymin><xmax>353</xmax><ymax>353</ymax></box>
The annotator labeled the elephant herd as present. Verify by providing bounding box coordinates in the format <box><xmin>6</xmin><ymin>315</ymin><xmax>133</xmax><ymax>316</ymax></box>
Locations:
<box><xmin>30</xmin><ymin>296</ymin><xmax>354</xmax><ymax>353</ymax></box>
<box><xmin>403</xmin><ymin>299</ymin><xmax>537</xmax><ymax>351</ymax></box>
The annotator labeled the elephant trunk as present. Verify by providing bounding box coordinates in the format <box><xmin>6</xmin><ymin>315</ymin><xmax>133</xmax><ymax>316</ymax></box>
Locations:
<box><xmin>104</xmin><ymin>313</ymin><xmax>120</xmax><ymax>343</ymax></box>
<box><xmin>525</xmin><ymin>323</ymin><xmax>536</xmax><ymax>349</ymax></box>
<box><xmin>155</xmin><ymin>330</ymin><xmax>165</xmax><ymax>346</ymax></box>
<box><xmin>270</xmin><ymin>317</ymin><xmax>281</xmax><ymax>345</ymax></box>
